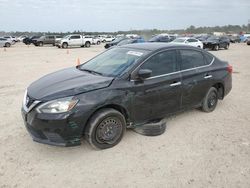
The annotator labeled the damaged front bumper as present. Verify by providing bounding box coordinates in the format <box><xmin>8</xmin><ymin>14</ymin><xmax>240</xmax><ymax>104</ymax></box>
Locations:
<box><xmin>21</xmin><ymin>107</ymin><xmax>83</xmax><ymax>147</ymax></box>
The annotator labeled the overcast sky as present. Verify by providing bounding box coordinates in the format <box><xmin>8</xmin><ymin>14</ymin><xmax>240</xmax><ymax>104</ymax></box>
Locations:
<box><xmin>0</xmin><ymin>0</ymin><xmax>249</xmax><ymax>32</ymax></box>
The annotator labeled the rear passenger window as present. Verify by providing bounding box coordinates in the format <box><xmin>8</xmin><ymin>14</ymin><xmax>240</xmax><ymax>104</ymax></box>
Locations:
<box><xmin>204</xmin><ymin>53</ymin><xmax>214</xmax><ymax>65</ymax></box>
<box><xmin>70</xmin><ymin>36</ymin><xmax>81</xmax><ymax>39</ymax></box>
<box><xmin>179</xmin><ymin>50</ymin><xmax>205</xmax><ymax>70</ymax></box>
<box><xmin>140</xmin><ymin>50</ymin><xmax>178</xmax><ymax>77</ymax></box>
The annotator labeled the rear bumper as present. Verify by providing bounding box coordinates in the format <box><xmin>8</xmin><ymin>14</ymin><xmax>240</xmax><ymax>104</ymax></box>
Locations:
<box><xmin>223</xmin><ymin>73</ymin><xmax>232</xmax><ymax>97</ymax></box>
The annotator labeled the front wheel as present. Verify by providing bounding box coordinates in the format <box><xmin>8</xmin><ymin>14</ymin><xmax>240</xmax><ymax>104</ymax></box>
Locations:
<box><xmin>201</xmin><ymin>87</ymin><xmax>218</xmax><ymax>112</ymax></box>
<box><xmin>97</xmin><ymin>41</ymin><xmax>100</xmax><ymax>45</ymax></box>
<box><xmin>85</xmin><ymin>108</ymin><xmax>126</xmax><ymax>149</ymax></box>
<box><xmin>62</xmin><ymin>42</ymin><xmax>68</xmax><ymax>48</ymax></box>
<box><xmin>85</xmin><ymin>42</ymin><xmax>90</xmax><ymax>48</ymax></box>
<box><xmin>224</xmin><ymin>44</ymin><xmax>229</xmax><ymax>50</ymax></box>
<box><xmin>39</xmin><ymin>42</ymin><xmax>43</xmax><ymax>47</ymax></box>
<box><xmin>213</xmin><ymin>45</ymin><xmax>219</xmax><ymax>51</ymax></box>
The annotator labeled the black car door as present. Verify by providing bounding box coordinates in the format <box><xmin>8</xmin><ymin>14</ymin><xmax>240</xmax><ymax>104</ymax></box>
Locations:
<box><xmin>130</xmin><ymin>50</ymin><xmax>181</xmax><ymax>123</ymax></box>
<box><xmin>178</xmin><ymin>49</ymin><xmax>212</xmax><ymax>109</ymax></box>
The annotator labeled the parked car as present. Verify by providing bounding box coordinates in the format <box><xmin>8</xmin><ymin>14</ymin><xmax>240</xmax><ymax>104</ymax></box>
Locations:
<box><xmin>246</xmin><ymin>36</ymin><xmax>250</xmax><ymax>45</ymax></box>
<box><xmin>3</xmin><ymin>36</ymin><xmax>16</xmax><ymax>44</ymax></box>
<box><xmin>203</xmin><ymin>36</ymin><xmax>230</xmax><ymax>50</ymax></box>
<box><xmin>33</xmin><ymin>35</ymin><xmax>62</xmax><ymax>46</ymax></box>
<box><xmin>149</xmin><ymin>35</ymin><xmax>174</xmax><ymax>43</ymax></box>
<box><xmin>17</xmin><ymin>35</ymin><xmax>28</xmax><ymax>42</ymax></box>
<box><xmin>56</xmin><ymin>34</ymin><xmax>92</xmax><ymax>48</ymax></box>
<box><xmin>21</xmin><ymin>43</ymin><xmax>232</xmax><ymax>149</ymax></box>
<box><xmin>23</xmin><ymin>36</ymin><xmax>41</xmax><ymax>45</ymax></box>
<box><xmin>0</xmin><ymin>38</ymin><xmax>11</xmax><ymax>47</ymax></box>
<box><xmin>104</xmin><ymin>37</ymin><xmax>127</xmax><ymax>49</ymax></box>
<box><xmin>102</xmin><ymin>36</ymin><xmax>115</xmax><ymax>42</ymax></box>
<box><xmin>91</xmin><ymin>36</ymin><xmax>101</xmax><ymax>45</ymax></box>
<box><xmin>171</xmin><ymin>37</ymin><xmax>203</xmax><ymax>48</ymax></box>
<box><xmin>229</xmin><ymin>35</ymin><xmax>241</xmax><ymax>43</ymax></box>
<box><xmin>117</xmin><ymin>38</ymin><xmax>145</xmax><ymax>46</ymax></box>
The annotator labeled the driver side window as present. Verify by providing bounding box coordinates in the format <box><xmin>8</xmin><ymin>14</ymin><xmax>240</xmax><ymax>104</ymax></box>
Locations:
<box><xmin>140</xmin><ymin>50</ymin><xmax>178</xmax><ymax>77</ymax></box>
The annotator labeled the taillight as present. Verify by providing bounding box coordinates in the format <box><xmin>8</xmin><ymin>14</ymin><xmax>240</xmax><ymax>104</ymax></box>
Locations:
<box><xmin>227</xmin><ymin>65</ymin><xmax>233</xmax><ymax>74</ymax></box>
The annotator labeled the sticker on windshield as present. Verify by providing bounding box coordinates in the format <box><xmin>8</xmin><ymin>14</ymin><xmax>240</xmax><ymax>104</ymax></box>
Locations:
<box><xmin>127</xmin><ymin>51</ymin><xmax>143</xmax><ymax>57</ymax></box>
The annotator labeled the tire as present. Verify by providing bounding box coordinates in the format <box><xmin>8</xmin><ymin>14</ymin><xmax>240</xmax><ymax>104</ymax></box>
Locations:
<box><xmin>224</xmin><ymin>44</ymin><xmax>229</xmax><ymax>50</ymax></box>
<box><xmin>84</xmin><ymin>108</ymin><xmax>126</xmax><ymax>149</ymax></box>
<box><xmin>201</xmin><ymin>87</ymin><xmax>218</xmax><ymax>112</ymax></box>
<box><xmin>133</xmin><ymin>119</ymin><xmax>166</xmax><ymax>136</ymax></box>
<box><xmin>213</xmin><ymin>45</ymin><xmax>219</xmax><ymax>51</ymax></box>
<box><xmin>103</xmin><ymin>40</ymin><xmax>106</xmax><ymax>43</ymax></box>
<box><xmin>39</xmin><ymin>42</ymin><xmax>43</xmax><ymax>47</ymax></box>
<box><xmin>97</xmin><ymin>41</ymin><xmax>100</xmax><ymax>45</ymax></box>
<box><xmin>62</xmin><ymin>42</ymin><xmax>68</xmax><ymax>48</ymax></box>
<box><xmin>197</xmin><ymin>45</ymin><xmax>201</xmax><ymax>48</ymax></box>
<box><xmin>5</xmin><ymin>43</ymin><xmax>10</xmax><ymax>48</ymax></box>
<box><xmin>85</xmin><ymin>42</ymin><xmax>90</xmax><ymax>48</ymax></box>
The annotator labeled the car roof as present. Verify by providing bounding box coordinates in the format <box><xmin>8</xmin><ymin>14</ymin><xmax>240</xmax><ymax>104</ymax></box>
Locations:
<box><xmin>120</xmin><ymin>42</ymin><xmax>200</xmax><ymax>51</ymax></box>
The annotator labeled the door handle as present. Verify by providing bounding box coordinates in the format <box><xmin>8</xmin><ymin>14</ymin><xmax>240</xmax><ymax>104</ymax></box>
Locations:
<box><xmin>204</xmin><ymin>75</ymin><xmax>212</xmax><ymax>79</ymax></box>
<box><xmin>170</xmin><ymin>82</ymin><xmax>181</xmax><ymax>87</ymax></box>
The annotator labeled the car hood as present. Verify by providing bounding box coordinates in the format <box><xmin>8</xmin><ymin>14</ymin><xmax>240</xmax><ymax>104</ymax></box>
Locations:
<box><xmin>27</xmin><ymin>67</ymin><xmax>114</xmax><ymax>101</ymax></box>
<box><xmin>204</xmin><ymin>39</ymin><xmax>218</xmax><ymax>43</ymax></box>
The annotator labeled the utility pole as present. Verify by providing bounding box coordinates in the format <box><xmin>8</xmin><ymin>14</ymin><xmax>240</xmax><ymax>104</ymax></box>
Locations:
<box><xmin>248</xmin><ymin>19</ymin><xmax>250</xmax><ymax>33</ymax></box>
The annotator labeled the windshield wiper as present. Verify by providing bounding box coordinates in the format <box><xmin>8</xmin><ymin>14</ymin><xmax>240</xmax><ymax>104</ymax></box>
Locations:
<box><xmin>80</xmin><ymin>68</ymin><xmax>103</xmax><ymax>76</ymax></box>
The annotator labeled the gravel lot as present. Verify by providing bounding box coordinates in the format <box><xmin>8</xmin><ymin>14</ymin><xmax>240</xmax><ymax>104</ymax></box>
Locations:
<box><xmin>0</xmin><ymin>43</ymin><xmax>249</xmax><ymax>188</ymax></box>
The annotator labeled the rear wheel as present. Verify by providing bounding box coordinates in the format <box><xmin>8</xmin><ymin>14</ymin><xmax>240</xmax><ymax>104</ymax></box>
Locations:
<box><xmin>85</xmin><ymin>42</ymin><xmax>90</xmax><ymax>48</ymax></box>
<box><xmin>85</xmin><ymin>108</ymin><xmax>126</xmax><ymax>149</ymax></box>
<box><xmin>224</xmin><ymin>44</ymin><xmax>229</xmax><ymax>50</ymax></box>
<box><xmin>5</xmin><ymin>42</ymin><xmax>10</xmax><ymax>48</ymax></box>
<box><xmin>201</xmin><ymin>87</ymin><xmax>218</xmax><ymax>112</ymax></box>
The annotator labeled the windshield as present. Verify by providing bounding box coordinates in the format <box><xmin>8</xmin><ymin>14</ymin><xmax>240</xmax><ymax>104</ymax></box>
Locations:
<box><xmin>117</xmin><ymin>39</ymin><xmax>133</xmax><ymax>45</ymax></box>
<box><xmin>79</xmin><ymin>48</ymin><xmax>148</xmax><ymax>77</ymax></box>
<box><xmin>62</xmin><ymin>35</ymin><xmax>71</xmax><ymax>39</ymax></box>
<box><xmin>112</xmin><ymin>37</ymin><xmax>125</xmax><ymax>43</ymax></box>
<box><xmin>173</xmin><ymin>38</ymin><xmax>185</xmax><ymax>43</ymax></box>
<box><xmin>149</xmin><ymin>36</ymin><xmax>160</xmax><ymax>42</ymax></box>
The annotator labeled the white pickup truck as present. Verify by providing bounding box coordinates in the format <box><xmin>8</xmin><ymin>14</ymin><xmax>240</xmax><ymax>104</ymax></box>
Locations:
<box><xmin>56</xmin><ymin>34</ymin><xmax>92</xmax><ymax>48</ymax></box>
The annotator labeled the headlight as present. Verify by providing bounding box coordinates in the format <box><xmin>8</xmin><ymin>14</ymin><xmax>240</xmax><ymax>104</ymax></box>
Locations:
<box><xmin>36</xmin><ymin>97</ymin><xmax>79</xmax><ymax>114</ymax></box>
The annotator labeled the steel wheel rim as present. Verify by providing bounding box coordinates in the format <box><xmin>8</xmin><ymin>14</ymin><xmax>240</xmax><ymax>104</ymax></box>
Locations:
<box><xmin>96</xmin><ymin>117</ymin><xmax>123</xmax><ymax>145</ymax></box>
<box><xmin>208</xmin><ymin>92</ymin><xmax>217</xmax><ymax>109</ymax></box>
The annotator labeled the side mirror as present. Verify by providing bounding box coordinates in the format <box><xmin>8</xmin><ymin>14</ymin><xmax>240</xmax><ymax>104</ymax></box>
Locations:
<box><xmin>137</xmin><ymin>69</ymin><xmax>152</xmax><ymax>80</ymax></box>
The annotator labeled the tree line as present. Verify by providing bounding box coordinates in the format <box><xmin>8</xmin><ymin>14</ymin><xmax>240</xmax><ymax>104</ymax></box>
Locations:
<box><xmin>0</xmin><ymin>24</ymin><xmax>249</xmax><ymax>37</ymax></box>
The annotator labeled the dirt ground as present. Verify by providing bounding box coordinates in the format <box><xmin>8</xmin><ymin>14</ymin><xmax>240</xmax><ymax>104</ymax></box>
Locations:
<box><xmin>0</xmin><ymin>43</ymin><xmax>249</xmax><ymax>188</ymax></box>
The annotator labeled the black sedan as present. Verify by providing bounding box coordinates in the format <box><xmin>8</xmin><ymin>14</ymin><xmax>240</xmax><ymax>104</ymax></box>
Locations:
<box><xmin>22</xmin><ymin>43</ymin><xmax>232</xmax><ymax>149</ymax></box>
<box><xmin>23</xmin><ymin>36</ymin><xmax>41</xmax><ymax>45</ymax></box>
<box><xmin>203</xmin><ymin>36</ymin><xmax>230</xmax><ymax>51</ymax></box>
